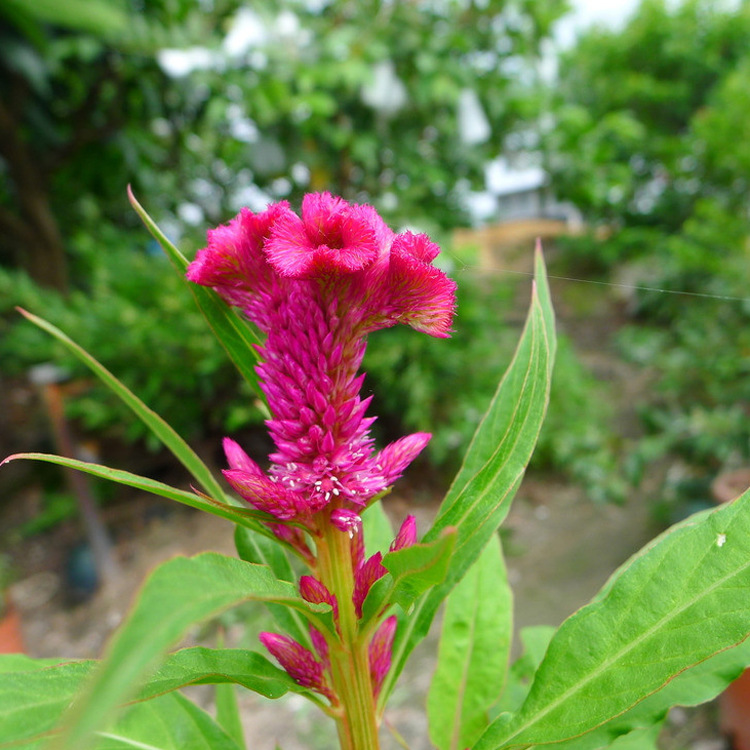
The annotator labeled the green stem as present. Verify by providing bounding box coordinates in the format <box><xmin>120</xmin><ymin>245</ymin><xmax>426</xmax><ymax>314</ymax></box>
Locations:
<box><xmin>317</xmin><ymin>524</ymin><xmax>381</xmax><ymax>750</ymax></box>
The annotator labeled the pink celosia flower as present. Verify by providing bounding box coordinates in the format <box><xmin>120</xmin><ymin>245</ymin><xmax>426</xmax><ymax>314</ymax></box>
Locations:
<box><xmin>187</xmin><ymin>193</ymin><xmax>455</xmax><ymax>533</ymax></box>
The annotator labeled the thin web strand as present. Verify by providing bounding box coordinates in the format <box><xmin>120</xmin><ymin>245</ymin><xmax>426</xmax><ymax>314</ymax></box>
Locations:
<box><xmin>448</xmin><ymin>259</ymin><xmax>750</xmax><ymax>304</ymax></box>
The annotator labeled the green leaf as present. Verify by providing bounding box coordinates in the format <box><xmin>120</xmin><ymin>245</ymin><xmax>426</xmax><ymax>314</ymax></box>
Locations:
<box><xmin>213</xmin><ymin>635</ymin><xmax>246</xmax><ymax>750</ymax></box>
<box><xmin>15</xmin><ymin>308</ymin><xmax>227</xmax><ymax>502</ymax></box>
<box><xmin>1</xmin><ymin>453</ymin><xmax>269</xmax><ymax>534</ymax></box>
<box><xmin>427</xmin><ymin>245</ymin><xmax>555</xmax><ymax>584</ymax></box>
<box><xmin>50</xmin><ymin>553</ymin><xmax>324</xmax><ymax>750</ymax></box>
<box><xmin>0</xmin><ymin>647</ymin><xmax>300</xmax><ymax>747</ymax></box>
<box><xmin>381</xmin><ymin>246</ymin><xmax>556</xmax><ymax>702</ymax></box>
<box><xmin>141</xmin><ymin>647</ymin><xmax>298</xmax><ymax>701</ymax></box>
<box><xmin>607</xmin><ymin>723</ymin><xmax>661</xmax><ymax>750</ymax></box>
<box><xmin>128</xmin><ymin>188</ymin><xmax>268</xmax><ymax>414</ymax></box>
<box><xmin>475</xmin><ymin>491</ymin><xmax>750</xmax><ymax>749</ymax></box>
<box><xmin>215</xmin><ymin>683</ymin><xmax>245</xmax><ymax>750</ymax></box>
<box><xmin>234</xmin><ymin>526</ymin><xmax>309</xmax><ymax>644</ymax></box>
<box><xmin>374</xmin><ymin>529</ymin><xmax>457</xmax><ymax>614</ymax></box>
<box><xmin>543</xmin><ymin>637</ymin><xmax>750</xmax><ymax>750</ymax></box>
<box><xmin>1</xmin><ymin>0</ymin><xmax>127</xmax><ymax>35</ymax></box>
<box><xmin>0</xmin><ymin>657</ymin><xmax>94</xmax><ymax>746</ymax></box>
<box><xmin>93</xmin><ymin>691</ymin><xmax>243</xmax><ymax>750</ymax></box>
<box><xmin>428</xmin><ymin>534</ymin><xmax>512</xmax><ymax>750</ymax></box>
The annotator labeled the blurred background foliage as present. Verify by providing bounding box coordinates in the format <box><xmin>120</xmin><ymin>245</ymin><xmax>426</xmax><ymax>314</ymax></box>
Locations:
<box><xmin>544</xmin><ymin>0</ymin><xmax>750</xmax><ymax>512</ymax></box>
<box><xmin>2</xmin><ymin>0</ymin><xmax>750</xmax><ymax>517</ymax></box>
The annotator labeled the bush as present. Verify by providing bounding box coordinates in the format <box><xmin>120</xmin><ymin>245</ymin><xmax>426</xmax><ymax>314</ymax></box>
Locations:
<box><xmin>0</xmin><ymin>227</ymin><xmax>264</xmax><ymax>449</ymax></box>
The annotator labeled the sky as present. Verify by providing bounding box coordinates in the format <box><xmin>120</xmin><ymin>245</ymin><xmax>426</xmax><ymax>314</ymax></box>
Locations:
<box><xmin>558</xmin><ymin>0</ymin><xmax>640</xmax><ymax>47</ymax></box>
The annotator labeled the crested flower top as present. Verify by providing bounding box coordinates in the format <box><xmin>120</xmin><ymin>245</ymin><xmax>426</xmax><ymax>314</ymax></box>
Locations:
<box><xmin>186</xmin><ymin>192</ymin><xmax>456</xmax><ymax>534</ymax></box>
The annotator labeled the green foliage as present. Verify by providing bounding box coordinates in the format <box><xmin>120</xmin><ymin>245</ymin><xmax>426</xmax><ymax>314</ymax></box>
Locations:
<box><xmin>428</xmin><ymin>534</ymin><xmax>512</xmax><ymax>750</ymax></box>
<box><xmin>47</xmin><ymin>553</ymin><xmax>327</xmax><ymax>750</ymax></box>
<box><xmin>544</xmin><ymin>0</ymin><xmax>750</xmax><ymax>503</ymax></box>
<box><xmin>545</xmin><ymin>0</ymin><xmax>750</xmax><ymax>232</ymax></box>
<box><xmin>382</xmin><ymin>248</ymin><xmax>555</xmax><ymax>706</ymax></box>
<box><xmin>4</xmin><ymin>239</ymin><xmax>750</xmax><ymax>750</ymax></box>
<box><xmin>476</xmin><ymin>494</ymin><xmax>750</xmax><ymax>749</ymax></box>
<box><xmin>0</xmin><ymin>237</ymin><xmax>263</xmax><ymax>448</ymax></box>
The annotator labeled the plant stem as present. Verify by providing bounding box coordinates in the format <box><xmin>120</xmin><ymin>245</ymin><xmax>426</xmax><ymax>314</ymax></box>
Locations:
<box><xmin>317</xmin><ymin>523</ymin><xmax>381</xmax><ymax>750</ymax></box>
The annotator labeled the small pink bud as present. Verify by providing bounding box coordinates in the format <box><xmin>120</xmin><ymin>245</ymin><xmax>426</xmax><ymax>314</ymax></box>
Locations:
<box><xmin>308</xmin><ymin>624</ymin><xmax>329</xmax><ymax>668</ymax></box>
<box><xmin>223</xmin><ymin>469</ymin><xmax>301</xmax><ymax>520</ymax></box>
<box><xmin>353</xmin><ymin>552</ymin><xmax>387</xmax><ymax>618</ymax></box>
<box><xmin>375</xmin><ymin>433</ymin><xmax>432</xmax><ymax>488</ymax></box>
<box><xmin>223</xmin><ymin>437</ymin><xmax>263</xmax><ymax>474</ymax></box>
<box><xmin>299</xmin><ymin>575</ymin><xmax>338</xmax><ymax>621</ymax></box>
<box><xmin>259</xmin><ymin>632</ymin><xmax>334</xmax><ymax>701</ymax></box>
<box><xmin>390</xmin><ymin>515</ymin><xmax>417</xmax><ymax>552</ymax></box>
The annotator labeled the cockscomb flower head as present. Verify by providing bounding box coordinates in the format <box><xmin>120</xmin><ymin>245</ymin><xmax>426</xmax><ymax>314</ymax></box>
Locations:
<box><xmin>187</xmin><ymin>193</ymin><xmax>455</xmax><ymax>537</ymax></box>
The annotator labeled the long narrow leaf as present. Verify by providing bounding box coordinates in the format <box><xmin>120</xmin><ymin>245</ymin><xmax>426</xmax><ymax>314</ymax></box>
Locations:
<box><xmin>1</xmin><ymin>453</ymin><xmax>268</xmax><ymax>534</ymax></box>
<box><xmin>215</xmin><ymin>682</ymin><xmax>245</xmax><ymax>750</ymax></box>
<box><xmin>49</xmin><ymin>553</ymin><xmax>326</xmax><ymax>750</ymax></box>
<box><xmin>380</xmin><ymin>246</ymin><xmax>555</xmax><ymax>703</ymax></box>
<box><xmin>127</xmin><ymin>187</ymin><xmax>268</xmax><ymax>412</ymax></box>
<box><xmin>427</xmin><ymin>534</ymin><xmax>512</xmax><ymax>750</ymax></box>
<box><xmin>16</xmin><ymin>308</ymin><xmax>226</xmax><ymax>501</ymax></box>
<box><xmin>475</xmin><ymin>490</ymin><xmax>750</xmax><ymax>749</ymax></box>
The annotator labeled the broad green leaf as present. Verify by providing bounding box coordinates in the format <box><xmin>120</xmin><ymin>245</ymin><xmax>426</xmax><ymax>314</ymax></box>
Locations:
<box><xmin>0</xmin><ymin>647</ymin><xmax>299</xmax><ymax>747</ymax></box>
<box><xmin>428</xmin><ymin>534</ymin><xmax>512</xmax><ymax>750</ymax></box>
<box><xmin>475</xmin><ymin>491</ymin><xmax>750</xmax><ymax>749</ymax></box>
<box><xmin>1</xmin><ymin>453</ymin><xmax>269</xmax><ymax>534</ymax></box>
<box><xmin>541</xmin><ymin>637</ymin><xmax>750</xmax><ymax>750</ymax></box>
<box><xmin>381</xmin><ymin>246</ymin><xmax>555</xmax><ymax>703</ymax></box>
<box><xmin>92</xmin><ymin>691</ymin><xmax>242</xmax><ymax>750</ymax></box>
<box><xmin>50</xmin><ymin>553</ymin><xmax>325</xmax><ymax>750</ymax></box>
<box><xmin>384</xmin><ymin>529</ymin><xmax>457</xmax><ymax>610</ymax></box>
<box><xmin>215</xmin><ymin>647</ymin><xmax>246</xmax><ymax>750</ymax></box>
<box><xmin>142</xmin><ymin>647</ymin><xmax>298</xmax><ymax>701</ymax></box>
<box><xmin>0</xmin><ymin>658</ymin><xmax>94</xmax><ymax>746</ymax></box>
<box><xmin>0</xmin><ymin>654</ymin><xmax>63</xmax><ymax>672</ymax></box>
<box><xmin>16</xmin><ymin>308</ymin><xmax>226</xmax><ymax>502</ymax></box>
<box><xmin>128</xmin><ymin>188</ymin><xmax>268</xmax><ymax>413</ymax></box>
<box><xmin>234</xmin><ymin>526</ymin><xmax>309</xmax><ymax>644</ymax></box>
<box><xmin>366</xmin><ymin>529</ymin><xmax>456</xmax><ymax>617</ymax></box>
